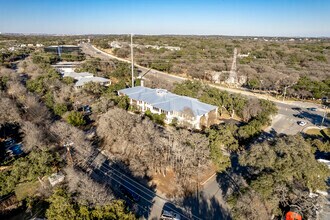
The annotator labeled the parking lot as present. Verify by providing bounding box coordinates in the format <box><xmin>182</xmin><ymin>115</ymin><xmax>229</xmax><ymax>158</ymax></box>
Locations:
<box><xmin>266</xmin><ymin>104</ymin><xmax>329</xmax><ymax>135</ymax></box>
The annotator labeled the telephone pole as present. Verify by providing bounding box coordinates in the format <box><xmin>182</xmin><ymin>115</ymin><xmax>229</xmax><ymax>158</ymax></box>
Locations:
<box><xmin>321</xmin><ymin>106</ymin><xmax>328</xmax><ymax>127</ymax></box>
<box><xmin>64</xmin><ymin>142</ymin><xmax>73</xmax><ymax>166</ymax></box>
<box><xmin>131</xmin><ymin>34</ymin><xmax>134</xmax><ymax>87</ymax></box>
<box><xmin>283</xmin><ymin>86</ymin><xmax>288</xmax><ymax>101</ymax></box>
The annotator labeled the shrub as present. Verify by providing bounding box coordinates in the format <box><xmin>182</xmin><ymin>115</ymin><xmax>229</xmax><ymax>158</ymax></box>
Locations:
<box><xmin>54</xmin><ymin>103</ymin><xmax>68</xmax><ymax>116</ymax></box>
<box><xmin>62</xmin><ymin>76</ymin><xmax>75</xmax><ymax>85</ymax></box>
<box><xmin>65</xmin><ymin>111</ymin><xmax>86</xmax><ymax>127</ymax></box>
<box><xmin>145</xmin><ymin>110</ymin><xmax>166</xmax><ymax>126</ymax></box>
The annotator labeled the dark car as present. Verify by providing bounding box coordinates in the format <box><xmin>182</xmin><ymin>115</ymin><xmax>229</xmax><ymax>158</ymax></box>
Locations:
<box><xmin>293</xmin><ymin>114</ymin><xmax>304</xmax><ymax>119</ymax></box>
<box><xmin>291</xmin><ymin>107</ymin><xmax>302</xmax><ymax>111</ymax></box>
<box><xmin>119</xmin><ymin>185</ymin><xmax>140</xmax><ymax>202</ymax></box>
<box><xmin>78</xmin><ymin>105</ymin><xmax>92</xmax><ymax>115</ymax></box>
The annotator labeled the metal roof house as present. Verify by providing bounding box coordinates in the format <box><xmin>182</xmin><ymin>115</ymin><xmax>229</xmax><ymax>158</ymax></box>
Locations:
<box><xmin>74</xmin><ymin>76</ymin><xmax>110</xmax><ymax>88</ymax></box>
<box><xmin>118</xmin><ymin>86</ymin><xmax>218</xmax><ymax>129</ymax></box>
<box><xmin>61</xmin><ymin>71</ymin><xmax>110</xmax><ymax>88</ymax></box>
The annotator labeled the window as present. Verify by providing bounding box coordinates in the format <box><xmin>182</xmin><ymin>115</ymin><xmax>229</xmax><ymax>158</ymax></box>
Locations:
<box><xmin>161</xmin><ymin>109</ymin><xmax>168</xmax><ymax>114</ymax></box>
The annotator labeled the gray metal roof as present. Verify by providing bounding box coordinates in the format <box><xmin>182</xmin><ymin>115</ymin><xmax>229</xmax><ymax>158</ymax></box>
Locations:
<box><xmin>62</xmin><ymin>71</ymin><xmax>94</xmax><ymax>79</ymax></box>
<box><xmin>75</xmin><ymin>76</ymin><xmax>110</xmax><ymax>87</ymax></box>
<box><xmin>119</xmin><ymin>86</ymin><xmax>217</xmax><ymax>117</ymax></box>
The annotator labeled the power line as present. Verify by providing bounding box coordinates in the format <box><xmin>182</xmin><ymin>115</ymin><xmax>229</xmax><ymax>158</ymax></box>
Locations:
<box><xmin>70</xmin><ymin>144</ymin><xmax>202</xmax><ymax>220</ymax></box>
<box><xmin>71</xmin><ymin>151</ymin><xmax>197</xmax><ymax>220</ymax></box>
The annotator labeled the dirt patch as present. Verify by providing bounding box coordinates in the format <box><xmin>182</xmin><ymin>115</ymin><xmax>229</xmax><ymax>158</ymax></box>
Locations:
<box><xmin>102</xmin><ymin>48</ymin><xmax>115</xmax><ymax>55</ymax></box>
<box><xmin>151</xmin><ymin>165</ymin><xmax>217</xmax><ymax>197</ymax></box>
<box><xmin>151</xmin><ymin>168</ymin><xmax>178</xmax><ymax>197</ymax></box>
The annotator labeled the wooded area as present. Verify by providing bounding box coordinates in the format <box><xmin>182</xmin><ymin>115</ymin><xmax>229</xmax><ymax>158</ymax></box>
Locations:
<box><xmin>93</xmin><ymin>35</ymin><xmax>330</xmax><ymax>100</ymax></box>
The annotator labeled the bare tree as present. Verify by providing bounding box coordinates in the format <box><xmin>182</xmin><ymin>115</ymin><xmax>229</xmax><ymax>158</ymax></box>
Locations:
<box><xmin>49</xmin><ymin>121</ymin><xmax>93</xmax><ymax>160</ymax></box>
<box><xmin>96</xmin><ymin>108</ymin><xmax>211</xmax><ymax>191</ymax></box>
<box><xmin>241</xmin><ymin>98</ymin><xmax>262</xmax><ymax>122</ymax></box>
<box><xmin>0</xmin><ymin>95</ymin><xmax>21</xmax><ymax>125</ymax></box>
<box><xmin>21</xmin><ymin>121</ymin><xmax>48</xmax><ymax>152</ymax></box>
<box><xmin>64</xmin><ymin>166</ymin><xmax>114</xmax><ymax>206</ymax></box>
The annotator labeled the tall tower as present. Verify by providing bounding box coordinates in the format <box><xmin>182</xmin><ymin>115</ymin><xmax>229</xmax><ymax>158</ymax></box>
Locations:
<box><xmin>226</xmin><ymin>48</ymin><xmax>238</xmax><ymax>84</ymax></box>
<box><xmin>131</xmin><ymin>34</ymin><xmax>134</xmax><ymax>87</ymax></box>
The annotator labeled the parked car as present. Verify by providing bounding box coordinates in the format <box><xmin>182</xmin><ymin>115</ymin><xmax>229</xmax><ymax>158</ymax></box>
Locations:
<box><xmin>293</xmin><ymin>114</ymin><xmax>304</xmax><ymax>119</ymax></box>
<box><xmin>160</xmin><ymin>210</ymin><xmax>181</xmax><ymax>220</ymax></box>
<box><xmin>292</xmin><ymin>107</ymin><xmax>302</xmax><ymax>111</ymax></box>
<box><xmin>309</xmin><ymin>107</ymin><xmax>317</xmax><ymax>111</ymax></box>
<box><xmin>298</xmin><ymin>121</ymin><xmax>307</xmax><ymax>126</ymax></box>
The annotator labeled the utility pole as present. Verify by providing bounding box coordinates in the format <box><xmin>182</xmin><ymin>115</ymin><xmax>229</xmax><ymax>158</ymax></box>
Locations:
<box><xmin>283</xmin><ymin>86</ymin><xmax>288</xmax><ymax>102</ymax></box>
<box><xmin>321</xmin><ymin>106</ymin><xmax>328</xmax><ymax>127</ymax></box>
<box><xmin>131</xmin><ymin>34</ymin><xmax>134</xmax><ymax>87</ymax></box>
<box><xmin>64</xmin><ymin>142</ymin><xmax>73</xmax><ymax>166</ymax></box>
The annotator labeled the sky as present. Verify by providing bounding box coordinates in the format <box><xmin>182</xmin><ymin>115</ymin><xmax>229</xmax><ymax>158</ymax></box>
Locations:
<box><xmin>0</xmin><ymin>0</ymin><xmax>329</xmax><ymax>37</ymax></box>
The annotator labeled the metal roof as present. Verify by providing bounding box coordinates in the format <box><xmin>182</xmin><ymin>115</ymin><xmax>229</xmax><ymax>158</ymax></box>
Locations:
<box><xmin>75</xmin><ymin>76</ymin><xmax>110</xmax><ymax>87</ymax></box>
<box><xmin>62</xmin><ymin>71</ymin><xmax>94</xmax><ymax>79</ymax></box>
<box><xmin>119</xmin><ymin>86</ymin><xmax>217</xmax><ymax>117</ymax></box>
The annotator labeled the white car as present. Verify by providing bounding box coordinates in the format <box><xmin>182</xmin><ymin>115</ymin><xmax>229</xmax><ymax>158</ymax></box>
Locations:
<box><xmin>160</xmin><ymin>210</ymin><xmax>181</xmax><ymax>220</ymax></box>
<box><xmin>298</xmin><ymin>121</ymin><xmax>307</xmax><ymax>126</ymax></box>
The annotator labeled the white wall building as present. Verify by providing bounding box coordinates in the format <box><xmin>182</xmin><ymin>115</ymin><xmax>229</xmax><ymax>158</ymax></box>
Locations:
<box><xmin>118</xmin><ymin>86</ymin><xmax>218</xmax><ymax>129</ymax></box>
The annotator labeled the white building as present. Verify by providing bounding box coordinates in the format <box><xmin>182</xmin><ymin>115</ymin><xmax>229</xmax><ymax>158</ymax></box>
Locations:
<box><xmin>52</xmin><ymin>61</ymin><xmax>83</xmax><ymax>73</ymax></box>
<box><xmin>110</xmin><ymin>41</ymin><xmax>122</xmax><ymax>49</ymax></box>
<box><xmin>118</xmin><ymin>86</ymin><xmax>218</xmax><ymax>129</ymax></box>
<box><xmin>48</xmin><ymin>172</ymin><xmax>65</xmax><ymax>187</ymax></box>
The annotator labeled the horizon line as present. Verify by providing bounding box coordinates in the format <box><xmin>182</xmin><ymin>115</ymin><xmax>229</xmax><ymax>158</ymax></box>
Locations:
<box><xmin>1</xmin><ymin>32</ymin><xmax>330</xmax><ymax>39</ymax></box>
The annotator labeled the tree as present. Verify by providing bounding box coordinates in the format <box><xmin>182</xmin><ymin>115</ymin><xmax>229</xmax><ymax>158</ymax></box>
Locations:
<box><xmin>237</xmin><ymin>135</ymin><xmax>330</xmax><ymax>218</ymax></box>
<box><xmin>241</xmin><ymin>98</ymin><xmax>262</xmax><ymax>122</ymax></box>
<box><xmin>206</xmin><ymin>127</ymin><xmax>231</xmax><ymax>172</ymax></box>
<box><xmin>0</xmin><ymin>96</ymin><xmax>21</xmax><ymax>125</ymax></box>
<box><xmin>65</xmin><ymin>111</ymin><xmax>86</xmax><ymax>127</ymax></box>
<box><xmin>173</xmin><ymin>80</ymin><xmax>202</xmax><ymax>98</ymax></box>
<box><xmin>46</xmin><ymin>188</ymin><xmax>77</xmax><ymax>220</ymax></box>
<box><xmin>49</xmin><ymin>121</ymin><xmax>93</xmax><ymax>160</ymax></box>
<box><xmin>96</xmin><ymin>108</ymin><xmax>211</xmax><ymax>191</ymax></box>
<box><xmin>21</xmin><ymin>121</ymin><xmax>47</xmax><ymax>152</ymax></box>
<box><xmin>115</xmin><ymin>95</ymin><xmax>130</xmax><ymax>110</ymax></box>
<box><xmin>46</xmin><ymin>188</ymin><xmax>135</xmax><ymax>220</ymax></box>
<box><xmin>0</xmin><ymin>150</ymin><xmax>59</xmax><ymax>196</ymax></box>
<box><xmin>145</xmin><ymin>110</ymin><xmax>166</xmax><ymax>126</ymax></box>
<box><xmin>83</xmin><ymin>82</ymin><xmax>105</xmax><ymax>96</ymax></box>
<box><xmin>53</xmin><ymin>103</ymin><xmax>68</xmax><ymax>116</ymax></box>
<box><xmin>62</xmin><ymin>76</ymin><xmax>75</xmax><ymax>85</ymax></box>
<box><xmin>65</xmin><ymin>167</ymin><xmax>114</xmax><ymax>206</ymax></box>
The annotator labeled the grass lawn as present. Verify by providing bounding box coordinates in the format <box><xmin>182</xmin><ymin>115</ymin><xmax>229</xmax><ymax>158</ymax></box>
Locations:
<box><xmin>15</xmin><ymin>181</ymin><xmax>41</xmax><ymax>201</ymax></box>
<box><xmin>305</xmin><ymin>128</ymin><xmax>330</xmax><ymax>138</ymax></box>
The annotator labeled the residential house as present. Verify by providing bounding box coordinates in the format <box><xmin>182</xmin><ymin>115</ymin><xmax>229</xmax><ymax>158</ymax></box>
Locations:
<box><xmin>61</xmin><ymin>71</ymin><xmax>110</xmax><ymax>88</ymax></box>
<box><xmin>118</xmin><ymin>86</ymin><xmax>218</xmax><ymax>129</ymax></box>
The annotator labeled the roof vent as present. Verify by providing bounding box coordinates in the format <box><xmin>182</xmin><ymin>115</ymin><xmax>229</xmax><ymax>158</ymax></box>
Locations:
<box><xmin>156</xmin><ymin>89</ymin><xmax>168</xmax><ymax>96</ymax></box>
